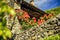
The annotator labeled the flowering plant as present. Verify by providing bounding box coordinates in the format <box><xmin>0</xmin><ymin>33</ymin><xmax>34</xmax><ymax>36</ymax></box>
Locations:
<box><xmin>15</xmin><ymin>9</ymin><xmax>54</xmax><ymax>30</ymax></box>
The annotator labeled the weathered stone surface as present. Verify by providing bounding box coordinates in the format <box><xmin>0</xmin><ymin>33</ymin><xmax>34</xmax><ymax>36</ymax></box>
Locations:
<box><xmin>57</xmin><ymin>21</ymin><xmax>60</xmax><ymax>26</ymax></box>
<box><xmin>7</xmin><ymin>14</ymin><xmax>60</xmax><ymax>40</ymax></box>
<box><xmin>56</xmin><ymin>14</ymin><xmax>60</xmax><ymax>21</ymax></box>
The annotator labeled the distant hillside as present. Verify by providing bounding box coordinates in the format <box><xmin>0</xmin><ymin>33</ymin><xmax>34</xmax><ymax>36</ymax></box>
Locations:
<box><xmin>45</xmin><ymin>6</ymin><xmax>60</xmax><ymax>15</ymax></box>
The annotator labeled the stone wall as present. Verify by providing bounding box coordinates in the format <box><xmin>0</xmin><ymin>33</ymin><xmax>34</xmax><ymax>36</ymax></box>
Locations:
<box><xmin>6</xmin><ymin>14</ymin><xmax>60</xmax><ymax>40</ymax></box>
<box><xmin>11</xmin><ymin>14</ymin><xmax>60</xmax><ymax>40</ymax></box>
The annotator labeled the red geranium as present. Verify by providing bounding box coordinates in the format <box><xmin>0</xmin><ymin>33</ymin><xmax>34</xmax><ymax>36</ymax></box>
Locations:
<box><xmin>18</xmin><ymin>16</ymin><xmax>22</xmax><ymax>19</ymax></box>
<box><xmin>32</xmin><ymin>17</ymin><xmax>36</xmax><ymax>23</ymax></box>
<box><xmin>38</xmin><ymin>19</ymin><xmax>42</xmax><ymax>25</ymax></box>
<box><xmin>22</xmin><ymin>12</ymin><xmax>30</xmax><ymax>21</ymax></box>
<box><xmin>38</xmin><ymin>18</ymin><xmax>45</xmax><ymax>25</ymax></box>
<box><xmin>23</xmin><ymin>12</ymin><xmax>30</xmax><ymax>18</ymax></box>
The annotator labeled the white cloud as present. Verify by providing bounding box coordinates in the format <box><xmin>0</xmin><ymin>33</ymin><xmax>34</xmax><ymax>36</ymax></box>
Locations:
<box><xmin>35</xmin><ymin>0</ymin><xmax>49</xmax><ymax>5</ymax></box>
<box><xmin>34</xmin><ymin>0</ymin><xmax>52</xmax><ymax>7</ymax></box>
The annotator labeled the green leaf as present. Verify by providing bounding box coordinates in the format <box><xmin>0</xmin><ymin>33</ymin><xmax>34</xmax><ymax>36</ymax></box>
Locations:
<box><xmin>0</xmin><ymin>30</ymin><xmax>3</xmax><ymax>36</ymax></box>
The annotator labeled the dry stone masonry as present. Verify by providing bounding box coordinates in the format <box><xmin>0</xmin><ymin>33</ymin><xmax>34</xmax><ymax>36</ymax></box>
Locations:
<box><xmin>8</xmin><ymin>14</ymin><xmax>60</xmax><ymax>40</ymax></box>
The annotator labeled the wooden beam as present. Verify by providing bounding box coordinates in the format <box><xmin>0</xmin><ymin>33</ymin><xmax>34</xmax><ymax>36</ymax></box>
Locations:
<box><xmin>16</xmin><ymin>0</ymin><xmax>47</xmax><ymax>19</ymax></box>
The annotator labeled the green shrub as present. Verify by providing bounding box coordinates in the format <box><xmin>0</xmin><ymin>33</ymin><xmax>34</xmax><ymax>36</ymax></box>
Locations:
<box><xmin>0</xmin><ymin>0</ymin><xmax>16</xmax><ymax>40</ymax></box>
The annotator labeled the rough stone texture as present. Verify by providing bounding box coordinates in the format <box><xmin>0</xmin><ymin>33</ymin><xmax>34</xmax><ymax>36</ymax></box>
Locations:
<box><xmin>7</xmin><ymin>14</ymin><xmax>60</xmax><ymax>40</ymax></box>
<box><xmin>11</xmin><ymin>17</ymin><xmax>22</xmax><ymax>34</ymax></box>
<box><xmin>6</xmin><ymin>16</ymin><xmax>22</xmax><ymax>34</ymax></box>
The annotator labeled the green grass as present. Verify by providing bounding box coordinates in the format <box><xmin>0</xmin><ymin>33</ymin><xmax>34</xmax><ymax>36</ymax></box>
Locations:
<box><xmin>45</xmin><ymin>6</ymin><xmax>60</xmax><ymax>15</ymax></box>
<box><xmin>40</xmin><ymin>34</ymin><xmax>60</xmax><ymax>40</ymax></box>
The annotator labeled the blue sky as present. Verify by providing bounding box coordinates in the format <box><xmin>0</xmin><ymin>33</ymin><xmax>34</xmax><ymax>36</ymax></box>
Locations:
<box><xmin>25</xmin><ymin>0</ymin><xmax>60</xmax><ymax>10</ymax></box>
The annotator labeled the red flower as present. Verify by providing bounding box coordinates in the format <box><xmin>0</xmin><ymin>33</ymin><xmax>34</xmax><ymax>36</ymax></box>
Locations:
<box><xmin>38</xmin><ymin>19</ymin><xmax>42</xmax><ymax>25</ymax></box>
<box><xmin>32</xmin><ymin>17</ymin><xmax>36</xmax><ymax>23</ymax></box>
<box><xmin>23</xmin><ymin>12</ymin><xmax>30</xmax><ymax>18</ymax></box>
<box><xmin>38</xmin><ymin>19</ymin><xmax>45</xmax><ymax>25</ymax></box>
<box><xmin>18</xmin><ymin>16</ymin><xmax>22</xmax><ymax>19</ymax></box>
<box><xmin>22</xmin><ymin>12</ymin><xmax>30</xmax><ymax>21</ymax></box>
